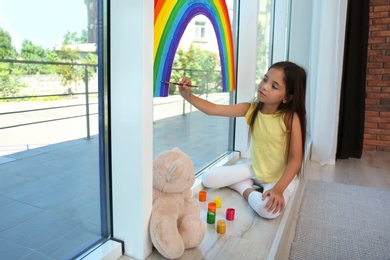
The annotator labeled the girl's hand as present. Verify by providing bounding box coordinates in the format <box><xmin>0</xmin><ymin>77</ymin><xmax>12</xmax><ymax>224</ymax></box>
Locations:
<box><xmin>178</xmin><ymin>77</ymin><xmax>192</xmax><ymax>99</ymax></box>
<box><xmin>262</xmin><ymin>188</ymin><xmax>285</xmax><ymax>214</ymax></box>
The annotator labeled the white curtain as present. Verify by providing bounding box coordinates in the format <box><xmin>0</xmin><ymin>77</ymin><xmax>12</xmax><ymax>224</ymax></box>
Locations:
<box><xmin>288</xmin><ymin>0</ymin><xmax>348</xmax><ymax>165</ymax></box>
<box><xmin>308</xmin><ymin>0</ymin><xmax>348</xmax><ymax>165</ymax></box>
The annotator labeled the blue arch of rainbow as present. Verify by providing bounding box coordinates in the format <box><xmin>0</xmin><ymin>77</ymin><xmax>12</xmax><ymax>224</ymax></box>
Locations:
<box><xmin>154</xmin><ymin>0</ymin><xmax>235</xmax><ymax>97</ymax></box>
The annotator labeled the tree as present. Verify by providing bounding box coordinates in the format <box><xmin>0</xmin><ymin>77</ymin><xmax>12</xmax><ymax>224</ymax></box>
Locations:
<box><xmin>256</xmin><ymin>21</ymin><xmax>268</xmax><ymax>82</ymax></box>
<box><xmin>55</xmin><ymin>44</ymin><xmax>83</xmax><ymax>93</ymax></box>
<box><xmin>63</xmin><ymin>30</ymin><xmax>88</xmax><ymax>44</ymax></box>
<box><xmin>19</xmin><ymin>40</ymin><xmax>56</xmax><ymax>74</ymax></box>
<box><xmin>0</xmin><ymin>68</ymin><xmax>27</xmax><ymax>98</ymax></box>
<box><xmin>56</xmin><ymin>30</ymin><xmax>97</xmax><ymax>93</ymax></box>
<box><xmin>0</xmin><ymin>28</ymin><xmax>17</xmax><ymax>59</ymax></box>
<box><xmin>171</xmin><ymin>44</ymin><xmax>219</xmax><ymax>95</ymax></box>
<box><xmin>81</xmin><ymin>52</ymin><xmax>98</xmax><ymax>85</ymax></box>
<box><xmin>0</xmin><ymin>28</ymin><xmax>25</xmax><ymax>98</ymax></box>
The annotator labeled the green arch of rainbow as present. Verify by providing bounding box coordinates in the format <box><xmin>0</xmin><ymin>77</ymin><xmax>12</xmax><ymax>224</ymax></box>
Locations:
<box><xmin>154</xmin><ymin>0</ymin><xmax>235</xmax><ymax>97</ymax></box>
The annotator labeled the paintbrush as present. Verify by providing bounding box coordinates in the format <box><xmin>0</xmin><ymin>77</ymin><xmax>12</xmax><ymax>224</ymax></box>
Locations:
<box><xmin>161</xmin><ymin>81</ymin><xmax>199</xmax><ymax>88</ymax></box>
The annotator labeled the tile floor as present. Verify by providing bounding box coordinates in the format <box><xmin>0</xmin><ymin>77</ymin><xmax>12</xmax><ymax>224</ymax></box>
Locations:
<box><xmin>0</xmin><ymin>109</ymin><xmax>230</xmax><ymax>259</ymax></box>
<box><xmin>0</xmin><ymin>137</ymin><xmax>101</xmax><ymax>259</ymax></box>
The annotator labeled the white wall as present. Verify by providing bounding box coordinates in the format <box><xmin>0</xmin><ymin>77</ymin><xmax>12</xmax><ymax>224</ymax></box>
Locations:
<box><xmin>111</xmin><ymin>0</ymin><xmax>154</xmax><ymax>259</ymax></box>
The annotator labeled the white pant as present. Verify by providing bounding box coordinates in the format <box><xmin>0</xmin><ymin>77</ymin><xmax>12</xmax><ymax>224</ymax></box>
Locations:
<box><xmin>202</xmin><ymin>162</ymin><xmax>296</xmax><ymax>218</ymax></box>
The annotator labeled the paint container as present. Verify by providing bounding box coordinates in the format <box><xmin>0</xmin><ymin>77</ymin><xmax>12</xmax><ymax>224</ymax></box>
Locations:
<box><xmin>207</xmin><ymin>211</ymin><xmax>216</xmax><ymax>224</ymax></box>
<box><xmin>208</xmin><ymin>202</ymin><xmax>216</xmax><ymax>212</ymax></box>
<box><xmin>214</xmin><ymin>196</ymin><xmax>222</xmax><ymax>208</ymax></box>
<box><xmin>217</xmin><ymin>220</ymin><xmax>226</xmax><ymax>234</ymax></box>
<box><xmin>226</xmin><ymin>208</ymin><xmax>235</xmax><ymax>221</ymax></box>
<box><xmin>199</xmin><ymin>190</ymin><xmax>207</xmax><ymax>202</ymax></box>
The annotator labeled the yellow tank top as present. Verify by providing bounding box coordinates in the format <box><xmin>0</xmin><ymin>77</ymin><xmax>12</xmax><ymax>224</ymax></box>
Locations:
<box><xmin>245</xmin><ymin>102</ymin><xmax>288</xmax><ymax>182</ymax></box>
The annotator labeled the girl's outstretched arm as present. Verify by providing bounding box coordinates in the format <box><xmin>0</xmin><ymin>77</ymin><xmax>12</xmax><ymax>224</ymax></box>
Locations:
<box><xmin>262</xmin><ymin>112</ymin><xmax>303</xmax><ymax>214</ymax></box>
<box><xmin>178</xmin><ymin>77</ymin><xmax>250</xmax><ymax>117</ymax></box>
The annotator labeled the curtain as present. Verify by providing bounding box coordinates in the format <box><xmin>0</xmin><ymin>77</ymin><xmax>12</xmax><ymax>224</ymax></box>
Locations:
<box><xmin>336</xmin><ymin>0</ymin><xmax>369</xmax><ymax>159</ymax></box>
<box><xmin>307</xmin><ymin>0</ymin><xmax>348</xmax><ymax>165</ymax></box>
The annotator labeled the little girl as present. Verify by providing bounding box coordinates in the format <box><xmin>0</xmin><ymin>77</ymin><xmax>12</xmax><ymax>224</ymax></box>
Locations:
<box><xmin>178</xmin><ymin>61</ymin><xmax>306</xmax><ymax>219</ymax></box>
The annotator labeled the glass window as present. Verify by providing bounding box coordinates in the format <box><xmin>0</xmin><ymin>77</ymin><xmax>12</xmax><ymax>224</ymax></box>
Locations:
<box><xmin>194</xmin><ymin>20</ymin><xmax>207</xmax><ymax>41</ymax></box>
<box><xmin>0</xmin><ymin>0</ymin><xmax>110</xmax><ymax>259</ymax></box>
<box><xmin>153</xmin><ymin>0</ymin><xmax>237</xmax><ymax>174</ymax></box>
<box><xmin>256</xmin><ymin>0</ymin><xmax>273</xmax><ymax>84</ymax></box>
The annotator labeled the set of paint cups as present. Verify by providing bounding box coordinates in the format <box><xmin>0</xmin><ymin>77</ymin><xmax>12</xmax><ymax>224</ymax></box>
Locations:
<box><xmin>199</xmin><ymin>190</ymin><xmax>235</xmax><ymax>234</ymax></box>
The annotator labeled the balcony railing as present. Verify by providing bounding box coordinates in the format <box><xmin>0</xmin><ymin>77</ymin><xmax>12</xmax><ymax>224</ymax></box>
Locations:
<box><xmin>0</xmin><ymin>59</ymin><xmax>226</xmax><ymax>156</ymax></box>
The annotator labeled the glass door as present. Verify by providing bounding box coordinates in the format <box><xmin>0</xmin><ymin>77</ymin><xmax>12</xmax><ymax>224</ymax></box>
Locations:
<box><xmin>0</xmin><ymin>0</ymin><xmax>111</xmax><ymax>258</ymax></box>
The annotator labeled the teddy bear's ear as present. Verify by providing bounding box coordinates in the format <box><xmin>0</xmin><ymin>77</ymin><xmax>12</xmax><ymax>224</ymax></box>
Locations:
<box><xmin>167</xmin><ymin>161</ymin><xmax>183</xmax><ymax>183</ymax></box>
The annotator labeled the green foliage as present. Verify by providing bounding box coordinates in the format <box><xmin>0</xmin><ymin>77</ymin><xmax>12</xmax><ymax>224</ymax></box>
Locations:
<box><xmin>171</xmin><ymin>44</ymin><xmax>220</xmax><ymax>95</ymax></box>
<box><xmin>19</xmin><ymin>40</ymin><xmax>57</xmax><ymax>74</ymax></box>
<box><xmin>63</xmin><ymin>30</ymin><xmax>88</xmax><ymax>44</ymax></box>
<box><xmin>256</xmin><ymin>21</ymin><xmax>268</xmax><ymax>81</ymax></box>
<box><xmin>0</xmin><ymin>27</ymin><xmax>97</xmax><ymax>99</ymax></box>
<box><xmin>55</xmin><ymin>45</ymin><xmax>83</xmax><ymax>90</ymax></box>
<box><xmin>82</xmin><ymin>52</ymin><xmax>98</xmax><ymax>83</ymax></box>
<box><xmin>0</xmin><ymin>63</ymin><xmax>28</xmax><ymax>98</ymax></box>
<box><xmin>80</xmin><ymin>30</ymin><xmax>88</xmax><ymax>43</ymax></box>
<box><xmin>56</xmin><ymin>30</ymin><xmax>96</xmax><ymax>93</ymax></box>
<box><xmin>42</xmin><ymin>49</ymin><xmax>61</xmax><ymax>74</ymax></box>
<box><xmin>0</xmin><ymin>28</ymin><xmax>26</xmax><ymax>97</ymax></box>
<box><xmin>0</xmin><ymin>28</ymin><xmax>17</xmax><ymax>59</ymax></box>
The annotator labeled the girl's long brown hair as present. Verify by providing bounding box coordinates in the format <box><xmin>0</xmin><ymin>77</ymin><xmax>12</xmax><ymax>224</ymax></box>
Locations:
<box><xmin>248</xmin><ymin>61</ymin><xmax>307</xmax><ymax>162</ymax></box>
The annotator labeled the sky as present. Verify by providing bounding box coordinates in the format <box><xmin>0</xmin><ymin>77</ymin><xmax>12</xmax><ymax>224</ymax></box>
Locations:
<box><xmin>0</xmin><ymin>0</ymin><xmax>87</xmax><ymax>51</ymax></box>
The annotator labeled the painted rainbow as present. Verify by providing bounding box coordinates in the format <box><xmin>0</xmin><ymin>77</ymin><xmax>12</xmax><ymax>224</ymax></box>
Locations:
<box><xmin>154</xmin><ymin>0</ymin><xmax>235</xmax><ymax>97</ymax></box>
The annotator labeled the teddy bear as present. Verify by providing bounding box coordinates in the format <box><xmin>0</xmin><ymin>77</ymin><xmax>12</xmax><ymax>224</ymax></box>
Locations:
<box><xmin>150</xmin><ymin>148</ymin><xmax>206</xmax><ymax>259</ymax></box>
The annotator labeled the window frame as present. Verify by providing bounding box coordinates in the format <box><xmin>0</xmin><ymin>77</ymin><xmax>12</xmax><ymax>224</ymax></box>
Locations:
<box><xmin>85</xmin><ymin>0</ymin><xmax>291</xmax><ymax>258</ymax></box>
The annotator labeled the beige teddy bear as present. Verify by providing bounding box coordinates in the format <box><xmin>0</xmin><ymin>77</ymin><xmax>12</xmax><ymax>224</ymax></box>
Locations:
<box><xmin>150</xmin><ymin>148</ymin><xmax>205</xmax><ymax>259</ymax></box>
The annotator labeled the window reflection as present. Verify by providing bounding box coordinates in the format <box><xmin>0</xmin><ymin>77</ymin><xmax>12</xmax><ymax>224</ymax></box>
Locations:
<box><xmin>256</xmin><ymin>0</ymin><xmax>272</xmax><ymax>83</ymax></box>
<box><xmin>0</xmin><ymin>0</ymin><xmax>108</xmax><ymax>258</ymax></box>
<box><xmin>153</xmin><ymin>1</ymin><xmax>236</xmax><ymax>174</ymax></box>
